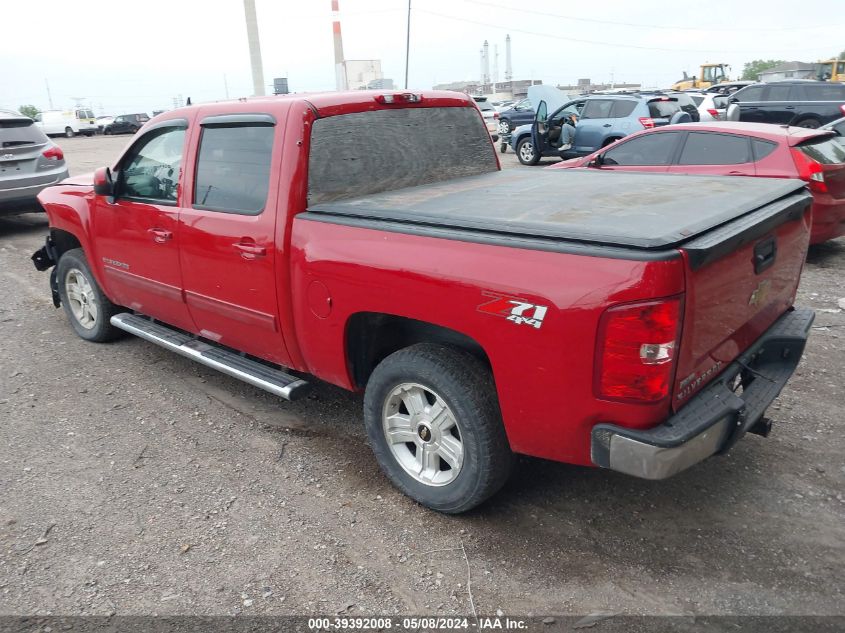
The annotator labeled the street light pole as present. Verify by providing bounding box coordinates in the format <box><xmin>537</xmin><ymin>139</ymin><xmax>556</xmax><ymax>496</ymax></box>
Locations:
<box><xmin>404</xmin><ymin>0</ymin><xmax>411</xmax><ymax>89</ymax></box>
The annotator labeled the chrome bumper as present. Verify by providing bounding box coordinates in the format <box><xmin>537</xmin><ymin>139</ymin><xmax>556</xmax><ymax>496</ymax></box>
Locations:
<box><xmin>591</xmin><ymin>308</ymin><xmax>815</xmax><ymax>480</ymax></box>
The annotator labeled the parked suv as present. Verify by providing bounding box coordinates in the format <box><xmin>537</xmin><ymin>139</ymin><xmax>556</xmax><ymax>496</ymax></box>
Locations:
<box><xmin>726</xmin><ymin>81</ymin><xmax>845</xmax><ymax>128</ymax></box>
<box><xmin>104</xmin><ymin>113</ymin><xmax>150</xmax><ymax>135</ymax></box>
<box><xmin>497</xmin><ymin>98</ymin><xmax>534</xmax><ymax>134</ymax></box>
<box><xmin>511</xmin><ymin>92</ymin><xmax>693</xmax><ymax>165</ymax></box>
<box><xmin>1</xmin><ymin>110</ymin><xmax>68</xmax><ymax>212</ymax></box>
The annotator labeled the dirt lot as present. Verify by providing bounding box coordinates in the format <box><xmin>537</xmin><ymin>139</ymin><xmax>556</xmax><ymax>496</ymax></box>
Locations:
<box><xmin>0</xmin><ymin>135</ymin><xmax>843</xmax><ymax>618</ymax></box>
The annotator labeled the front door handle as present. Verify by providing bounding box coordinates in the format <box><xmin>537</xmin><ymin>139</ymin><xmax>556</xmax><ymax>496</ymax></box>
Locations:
<box><xmin>602</xmin><ymin>123</ymin><xmax>612</xmax><ymax>127</ymax></box>
<box><xmin>233</xmin><ymin>242</ymin><xmax>267</xmax><ymax>260</ymax></box>
<box><xmin>148</xmin><ymin>228</ymin><xmax>173</xmax><ymax>243</ymax></box>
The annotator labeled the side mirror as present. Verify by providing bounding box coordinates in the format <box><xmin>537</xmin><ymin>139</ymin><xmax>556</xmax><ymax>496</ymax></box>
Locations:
<box><xmin>588</xmin><ymin>154</ymin><xmax>604</xmax><ymax>168</ymax></box>
<box><xmin>93</xmin><ymin>166</ymin><xmax>114</xmax><ymax>197</ymax></box>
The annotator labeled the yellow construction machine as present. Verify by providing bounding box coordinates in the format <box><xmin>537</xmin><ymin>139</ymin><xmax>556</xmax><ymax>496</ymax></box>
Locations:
<box><xmin>816</xmin><ymin>58</ymin><xmax>845</xmax><ymax>82</ymax></box>
<box><xmin>671</xmin><ymin>63</ymin><xmax>731</xmax><ymax>91</ymax></box>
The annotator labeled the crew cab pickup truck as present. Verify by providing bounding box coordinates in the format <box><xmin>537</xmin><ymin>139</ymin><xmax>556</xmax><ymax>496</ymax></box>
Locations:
<box><xmin>31</xmin><ymin>91</ymin><xmax>815</xmax><ymax>513</ymax></box>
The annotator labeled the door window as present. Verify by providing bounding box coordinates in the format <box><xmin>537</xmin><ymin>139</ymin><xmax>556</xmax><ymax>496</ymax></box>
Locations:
<box><xmin>734</xmin><ymin>85</ymin><xmax>764</xmax><ymax>101</ymax></box>
<box><xmin>580</xmin><ymin>100</ymin><xmax>614</xmax><ymax>119</ymax></box>
<box><xmin>602</xmin><ymin>132</ymin><xmax>680</xmax><ymax>166</ymax></box>
<box><xmin>536</xmin><ymin>101</ymin><xmax>548</xmax><ymax>123</ymax></box>
<box><xmin>193</xmin><ymin>124</ymin><xmax>275</xmax><ymax>214</ymax></box>
<box><xmin>765</xmin><ymin>85</ymin><xmax>791</xmax><ymax>101</ymax></box>
<box><xmin>116</xmin><ymin>126</ymin><xmax>186</xmax><ymax>203</ymax></box>
<box><xmin>800</xmin><ymin>83</ymin><xmax>845</xmax><ymax>100</ymax></box>
<box><xmin>679</xmin><ymin>132</ymin><xmax>751</xmax><ymax>165</ymax></box>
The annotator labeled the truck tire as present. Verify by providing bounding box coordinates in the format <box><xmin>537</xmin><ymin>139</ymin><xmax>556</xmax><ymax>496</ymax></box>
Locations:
<box><xmin>516</xmin><ymin>137</ymin><xmax>540</xmax><ymax>166</ymax></box>
<box><xmin>64</xmin><ymin>127</ymin><xmax>74</xmax><ymax>138</ymax></box>
<box><xmin>363</xmin><ymin>343</ymin><xmax>514</xmax><ymax>513</ymax></box>
<box><xmin>56</xmin><ymin>248</ymin><xmax>123</xmax><ymax>343</ymax></box>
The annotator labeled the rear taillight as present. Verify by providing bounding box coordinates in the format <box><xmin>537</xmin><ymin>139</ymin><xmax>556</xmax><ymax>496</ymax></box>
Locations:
<box><xmin>595</xmin><ymin>297</ymin><xmax>683</xmax><ymax>403</ymax></box>
<box><xmin>790</xmin><ymin>147</ymin><xmax>827</xmax><ymax>193</ymax></box>
<box><xmin>840</xmin><ymin>104</ymin><xmax>845</xmax><ymax>116</ymax></box>
<box><xmin>375</xmin><ymin>93</ymin><xmax>423</xmax><ymax>104</ymax></box>
<box><xmin>638</xmin><ymin>117</ymin><xmax>655</xmax><ymax>129</ymax></box>
<box><xmin>707</xmin><ymin>108</ymin><xmax>720</xmax><ymax>120</ymax></box>
<box><xmin>42</xmin><ymin>145</ymin><xmax>64</xmax><ymax>160</ymax></box>
<box><xmin>493</xmin><ymin>111</ymin><xmax>500</xmax><ymax>119</ymax></box>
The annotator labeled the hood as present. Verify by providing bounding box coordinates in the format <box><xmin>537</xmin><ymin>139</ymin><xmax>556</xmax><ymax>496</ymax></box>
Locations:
<box><xmin>527</xmin><ymin>85</ymin><xmax>569</xmax><ymax>116</ymax></box>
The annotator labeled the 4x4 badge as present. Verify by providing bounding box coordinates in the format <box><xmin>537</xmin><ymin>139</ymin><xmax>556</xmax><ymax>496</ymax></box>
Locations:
<box><xmin>477</xmin><ymin>292</ymin><xmax>548</xmax><ymax>329</ymax></box>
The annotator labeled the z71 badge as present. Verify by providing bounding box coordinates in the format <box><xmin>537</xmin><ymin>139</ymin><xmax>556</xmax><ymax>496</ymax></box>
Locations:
<box><xmin>477</xmin><ymin>293</ymin><xmax>548</xmax><ymax>329</ymax></box>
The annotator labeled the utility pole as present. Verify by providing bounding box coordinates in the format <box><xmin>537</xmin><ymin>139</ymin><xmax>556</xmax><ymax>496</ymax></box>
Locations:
<box><xmin>45</xmin><ymin>79</ymin><xmax>54</xmax><ymax>109</ymax></box>
<box><xmin>243</xmin><ymin>0</ymin><xmax>266</xmax><ymax>96</ymax></box>
<box><xmin>404</xmin><ymin>0</ymin><xmax>411</xmax><ymax>89</ymax></box>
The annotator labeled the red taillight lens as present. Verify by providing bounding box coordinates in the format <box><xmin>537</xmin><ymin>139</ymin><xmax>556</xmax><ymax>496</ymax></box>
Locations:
<box><xmin>707</xmin><ymin>108</ymin><xmax>720</xmax><ymax>120</ymax></box>
<box><xmin>840</xmin><ymin>104</ymin><xmax>845</xmax><ymax>116</ymax></box>
<box><xmin>595</xmin><ymin>297</ymin><xmax>682</xmax><ymax>403</ymax></box>
<box><xmin>638</xmin><ymin>117</ymin><xmax>655</xmax><ymax>129</ymax></box>
<box><xmin>42</xmin><ymin>145</ymin><xmax>64</xmax><ymax>160</ymax></box>
<box><xmin>790</xmin><ymin>147</ymin><xmax>827</xmax><ymax>193</ymax></box>
<box><xmin>375</xmin><ymin>93</ymin><xmax>423</xmax><ymax>104</ymax></box>
<box><xmin>493</xmin><ymin>111</ymin><xmax>500</xmax><ymax>119</ymax></box>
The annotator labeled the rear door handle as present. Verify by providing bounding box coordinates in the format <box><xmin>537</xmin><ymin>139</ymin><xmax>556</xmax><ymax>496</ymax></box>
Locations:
<box><xmin>602</xmin><ymin>123</ymin><xmax>612</xmax><ymax>127</ymax></box>
<box><xmin>148</xmin><ymin>228</ymin><xmax>173</xmax><ymax>243</ymax></box>
<box><xmin>233</xmin><ymin>242</ymin><xmax>267</xmax><ymax>259</ymax></box>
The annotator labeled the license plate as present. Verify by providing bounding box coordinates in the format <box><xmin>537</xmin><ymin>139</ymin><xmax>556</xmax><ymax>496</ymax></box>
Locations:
<box><xmin>0</xmin><ymin>161</ymin><xmax>18</xmax><ymax>171</ymax></box>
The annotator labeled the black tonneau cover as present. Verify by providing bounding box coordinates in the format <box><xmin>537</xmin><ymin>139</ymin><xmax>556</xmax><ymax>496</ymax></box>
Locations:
<box><xmin>307</xmin><ymin>170</ymin><xmax>808</xmax><ymax>250</ymax></box>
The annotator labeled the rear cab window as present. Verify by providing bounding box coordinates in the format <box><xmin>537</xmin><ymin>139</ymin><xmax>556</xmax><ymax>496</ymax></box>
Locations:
<box><xmin>308</xmin><ymin>106</ymin><xmax>497</xmax><ymax>204</ymax></box>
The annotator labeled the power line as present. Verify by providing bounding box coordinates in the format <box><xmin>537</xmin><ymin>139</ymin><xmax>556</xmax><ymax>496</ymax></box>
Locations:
<box><xmin>457</xmin><ymin>0</ymin><xmax>844</xmax><ymax>32</ymax></box>
<box><xmin>415</xmin><ymin>9</ymin><xmax>841</xmax><ymax>54</ymax></box>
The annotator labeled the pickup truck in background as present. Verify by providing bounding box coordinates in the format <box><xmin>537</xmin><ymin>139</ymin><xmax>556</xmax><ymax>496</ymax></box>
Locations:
<box><xmin>32</xmin><ymin>91</ymin><xmax>815</xmax><ymax>513</ymax></box>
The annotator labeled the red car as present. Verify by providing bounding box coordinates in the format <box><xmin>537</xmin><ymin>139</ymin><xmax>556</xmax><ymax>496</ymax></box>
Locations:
<box><xmin>554</xmin><ymin>122</ymin><xmax>845</xmax><ymax>244</ymax></box>
<box><xmin>31</xmin><ymin>93</ymin><xmax>814</xmax><ymax>512</ymax></box>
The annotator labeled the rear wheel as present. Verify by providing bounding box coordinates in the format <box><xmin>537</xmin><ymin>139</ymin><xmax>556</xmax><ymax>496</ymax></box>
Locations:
<box><xmin>498</xmin><ymin>119</ymin><xmax>512</xmax><ymax>135</ymax></box>
<box><xmin>516</xmin><ymin>137</ymin><xmax>540</xmax><ymax>166</ymax></box>
<box><xmin>64</xmin><ymin>127</ymin><xmax>74</xmax><ymax>138</ymax></box>
<box><xmin>500</xmin><ymin>142</ymin><xmax>508</xmax><ymax>153</ymax></box>
<box><xmin>363</xmin><ymin>344</ymin><xmax>514</xmax><ymax>513</ymax></box>
<box><xmin>796</xmin><ymin>118</ymin><xmax>821</xmax><ymax>129</ymax></box>
<box><xmin>56</xmin><ymin>249</ymin><xmax>123</xmax><ymax>343</ymax></box>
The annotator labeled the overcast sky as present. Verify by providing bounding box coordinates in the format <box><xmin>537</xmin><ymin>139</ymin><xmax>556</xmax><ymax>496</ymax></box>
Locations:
<box><xmin>1</xmin><ymin>0</ymin><xmax>842</xmax><ymax>115</ymax></box>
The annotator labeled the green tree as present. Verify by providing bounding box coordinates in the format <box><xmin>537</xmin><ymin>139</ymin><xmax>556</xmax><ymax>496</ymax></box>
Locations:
<box><xmin>740</xmin><ymin>59</ymin><xmax>786</xmax><ymax>81</ymax></box>
<box><xmin>18</xmin><ymin>104</ymin><xmax>40</xmax><ymax>119</ymax></box>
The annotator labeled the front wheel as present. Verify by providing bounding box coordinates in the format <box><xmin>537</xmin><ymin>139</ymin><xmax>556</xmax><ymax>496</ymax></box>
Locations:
<box><xmin>363</xmin><ymin>344</ymin><xmax>514</xmax><ymax>513</ymax></box>
<box><xmin>56</xmin><ymin>249</ymin><xmax>123</xmax><ymax>342</ymax></box>
<box><xmin>516</xmin><ymin>137</ymin><xmax>540</xmax><ymax>166</ymax></box>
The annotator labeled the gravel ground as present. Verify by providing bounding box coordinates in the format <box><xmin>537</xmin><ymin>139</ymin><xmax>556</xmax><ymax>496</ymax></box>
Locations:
<box><xmin>0</xmin><ymin>135</ymin><xmax>843</xmax><ymax>618</ymax></box>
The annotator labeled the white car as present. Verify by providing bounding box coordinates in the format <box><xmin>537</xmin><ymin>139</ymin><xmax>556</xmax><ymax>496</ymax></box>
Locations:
<box><xmin>696</xmin><ymin>93</ymin><xmax>730</xmax><ymax>121</ymax></box>
<box><xmin>35</xmin><ymin>109</ymin><xmax>97</xmax><ymax>137</ymax></box>
<box><xmin>472</xmin><ymin>97</ymin><xmax>500</xmax><ymax>141</ymax></box>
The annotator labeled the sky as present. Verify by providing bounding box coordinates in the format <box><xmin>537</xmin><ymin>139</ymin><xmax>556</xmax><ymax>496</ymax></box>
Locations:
<box><xmin>1</xmin><ymin>0</ymin><xmax>843</xmax><ymax>115</ymax></box>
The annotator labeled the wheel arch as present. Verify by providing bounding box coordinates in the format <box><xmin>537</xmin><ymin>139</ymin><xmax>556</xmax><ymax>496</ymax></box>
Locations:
<box><xmin>345</xmin><ymin>312</ymin><xmax>492</xmax><ymax>389</ymax></box>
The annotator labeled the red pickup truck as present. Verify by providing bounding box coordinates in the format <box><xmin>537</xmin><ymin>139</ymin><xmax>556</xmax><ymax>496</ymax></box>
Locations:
<box><xmin>32</xmin><ymin>91</ymin><xmax>815</xmax><ymax>513</ymax></box>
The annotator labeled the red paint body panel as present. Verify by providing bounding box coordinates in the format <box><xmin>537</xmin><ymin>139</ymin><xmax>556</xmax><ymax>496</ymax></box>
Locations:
<box><xmin>553</xmin><ymin>122</ymin><xmax>845</xmax><ymax>244</ymax></box>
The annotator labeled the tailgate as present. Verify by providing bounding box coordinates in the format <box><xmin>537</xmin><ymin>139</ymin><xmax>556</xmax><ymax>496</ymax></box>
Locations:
<box><xmin>672</xmin><ymin>191</ymin><xmax>812</xmax><ymax>408</ymax></box>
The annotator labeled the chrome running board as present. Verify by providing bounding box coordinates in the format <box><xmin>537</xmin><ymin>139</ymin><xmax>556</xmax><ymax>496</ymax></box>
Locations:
<box><xmin>110</xmin><ymin>312</ymin><xmax>310</xmax><ymax>401</ymax></box>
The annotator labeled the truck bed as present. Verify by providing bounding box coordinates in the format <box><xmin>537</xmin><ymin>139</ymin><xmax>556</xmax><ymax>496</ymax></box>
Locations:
<box><xmin>307</xmin><ymin>170</ymin><xmax>808</xmax><ymax>250</ymax></box>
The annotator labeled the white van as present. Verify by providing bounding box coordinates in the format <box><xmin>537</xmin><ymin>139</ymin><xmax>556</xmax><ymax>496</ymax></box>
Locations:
<box><xmin>35</xmin><ymin>109</ymin><xmax>98</xmax><ymax>137</ymax></box>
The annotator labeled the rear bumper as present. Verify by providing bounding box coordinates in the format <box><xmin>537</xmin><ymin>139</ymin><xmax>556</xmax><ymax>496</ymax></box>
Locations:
<box><xmin>591</xmin><ymin>307</ymin><xmax>814</xmax><ymax>480</ymax></box>
<box><xmin>809</xmin><ymin>198</ymin><xmax>845</xmax><ymax>244</ymax></box>
<box><xmin>0</xmin><ymin>169</ymin><xmax>69</xmax><ymax>211</ymax></box>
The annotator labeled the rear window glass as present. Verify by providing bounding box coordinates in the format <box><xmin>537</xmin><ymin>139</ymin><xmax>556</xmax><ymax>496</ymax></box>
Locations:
<box><xmin>690</xmin><ymin>95</ymin><xmax>704</xmax><ymax>106</ymax></box>
<box><xmin>609</xmin><ymin>100</ymin><xmax>637</xmax><ymax>117</ymax></box>
<box><xmin>308</xmin><ymin>107</ymin><xmax>497</xmax><ymax>204</ymax></box>
<box><xmin>476</xmin><ymin>102</ymin><xmax>494</xmax><ymax>112</ymax></box>
<box><xmin>0</xmin><ymin>119</ymin><xmax>47</xmax><ymax>147</ymax></box>
<box><xmin>580</xmin><ymin>100</ymin><xmax>614</xmax><ymax>119</ymax></box>
<box><xmin>712</xmin><ymin>95</ymin><xmax>729</xmax><ymax>109</ymax></box>
<box><xmin>647</xmin><ymin>99</ymin><xmax>682</xmax><ymax>118</ymax></box>
<box><xmin>752</xmin><ymin>139</ymin><xmax>778</xmax><ymax>160</ymax></box>
<box><xmin>194</xmin><ymin>124</ymin><xmax>275</xmax><ymax>214</ymax></box>
<box><xmin>797</xmin><ymin>137</ymin><xmax>845</xmax><ymax>164</ymax></box>
<box><xmin>679</xmin><ymin>132</ymin><xmax>751</xmax><ymax>165</ymax></box>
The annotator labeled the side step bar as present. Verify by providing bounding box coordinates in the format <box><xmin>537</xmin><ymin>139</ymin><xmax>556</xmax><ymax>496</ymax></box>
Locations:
<box><xmin>110</xmin><ymin>313</ymin><xmax>310</xmax><ymax>401</ymax></box>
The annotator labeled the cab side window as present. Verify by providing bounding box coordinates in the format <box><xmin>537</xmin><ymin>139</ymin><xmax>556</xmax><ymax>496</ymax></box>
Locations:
<box><xmin>116</xmin><ymin>126</ymin><xmax>186</xmax><ymax>204</ymax></box>
<box><xmin>193</xmin><ymin>123</ymin><xmax>275</xmax><ymax>215</ymax></box>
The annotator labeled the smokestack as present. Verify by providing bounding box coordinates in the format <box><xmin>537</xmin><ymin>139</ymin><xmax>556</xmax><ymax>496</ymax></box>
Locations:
<box><xmin>331</xmin><ymin>0</ymin><xmax>348</xmax><ymax>90</ymax></box>
<box><xmin>482</xmin><ymin>40</ymin><xmax>490</xmax><ymax>85</ymax></box>
<box><xmin>493</xmin><ymin>44</ymin><xmax>499</xmax><ymax>85</ymax></box>
<box><xmin>505</xmin><ymin>34</ymin><xmax>513</xmax><ymax>81</ymax></box>
<box><xmin>243</xmin><ymin>0</ymin><xmax>266</xmax><ymax>96</ymax></box>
